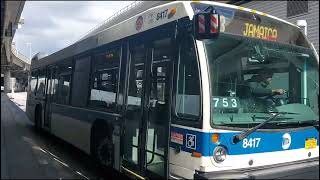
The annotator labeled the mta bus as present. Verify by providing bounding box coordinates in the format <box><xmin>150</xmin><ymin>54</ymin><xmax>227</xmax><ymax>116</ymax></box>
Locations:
<box><xmin>26</xmin><ymin>1</ymin><xmax>319</xmax><ymax>179</ymax></box>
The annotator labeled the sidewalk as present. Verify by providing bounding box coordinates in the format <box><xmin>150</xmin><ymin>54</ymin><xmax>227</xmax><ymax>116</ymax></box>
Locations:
<box><xmin>1</xmin><ymin>93</ymin><xmax>85</xmax><ymax>179</ymax></box>
<box><xmin>7</xmin><ymin>92</ymin><xmax>27</xmax><ymax>112</ymax></box>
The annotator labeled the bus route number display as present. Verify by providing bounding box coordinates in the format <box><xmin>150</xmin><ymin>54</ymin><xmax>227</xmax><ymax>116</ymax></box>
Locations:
<box><xmin>212</xmin><ymin>96</ymin><xmax>239</xmax><ymax>109</ymax></box>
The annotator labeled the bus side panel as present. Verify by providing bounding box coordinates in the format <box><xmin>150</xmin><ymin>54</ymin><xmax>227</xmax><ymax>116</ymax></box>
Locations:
<box><xmin>50</xmin><ymin>104</ymin><xmax>119</xmax><ymax>155</ymax></box>
<box><xmin>51</xmin><ymin>113</ymin><xmax>91</xmax><ymax>153</ymax></box>
<box><xmin>51</xmin><ymin>104</ymin><xmax>92</xmax><ymax>154</ymax></box>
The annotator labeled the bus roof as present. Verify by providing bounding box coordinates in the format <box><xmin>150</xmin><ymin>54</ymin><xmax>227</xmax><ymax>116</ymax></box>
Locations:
<box><xmin>32</xmin><ymin>1</ymin><xmax>302</xmax><ymax>70</ymax></box>
<box><xmin>80</xmin><ymin>1</ymin><xmax>300</xmax><ymax>41</ymax></box>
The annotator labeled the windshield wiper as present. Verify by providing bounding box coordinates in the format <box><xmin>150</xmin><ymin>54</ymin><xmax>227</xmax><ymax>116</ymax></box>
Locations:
<box><xmin>232</xmin><ymin>112</ymin><xmax>299</xmax><ymax>144</ymax></box>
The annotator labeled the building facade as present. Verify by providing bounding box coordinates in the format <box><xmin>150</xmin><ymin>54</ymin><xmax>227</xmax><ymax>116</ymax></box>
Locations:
<box><xmin>238</xmin><ymin>0</ymin><xmax>319</xmax><ymax>54</ymax></box>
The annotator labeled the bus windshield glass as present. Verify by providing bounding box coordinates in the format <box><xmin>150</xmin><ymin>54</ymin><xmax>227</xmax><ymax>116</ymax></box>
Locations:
<box><xmin>204</xmin><ymin>33</ymin><xmax>319</xmax><ymax>128</ymax></box>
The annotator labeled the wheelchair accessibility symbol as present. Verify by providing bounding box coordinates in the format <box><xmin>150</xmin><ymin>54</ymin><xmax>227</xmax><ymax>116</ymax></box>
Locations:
<box><xmin>186</xmin><ymin>134</ymin><xmax>196</xmax><ymax>150</ymax></box>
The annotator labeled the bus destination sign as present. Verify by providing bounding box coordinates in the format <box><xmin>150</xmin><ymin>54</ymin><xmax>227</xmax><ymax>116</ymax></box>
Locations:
<box><xmin>191</xmin><ymin>2</ymin><xmax>309</xmax><ymax>48</ymax></box>
<box><xmin>243</xmin><ymin>23</ymin><xmax>278</xmax><ymax>41</ymax></box>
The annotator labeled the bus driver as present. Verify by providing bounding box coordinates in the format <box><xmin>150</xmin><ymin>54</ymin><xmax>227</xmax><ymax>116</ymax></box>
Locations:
<box><xmin>246</xmin><ymin>68</ymin><xmax>286</xmax><ymax>98</ymax></box>
<box><xmin>242</xmin><ymin>68</ymin><xmax>287</xmax><ymax>111</ymax></box>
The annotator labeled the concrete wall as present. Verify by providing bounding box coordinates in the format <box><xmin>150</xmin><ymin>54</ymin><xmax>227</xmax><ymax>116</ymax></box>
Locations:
<box><xmin>4</xmin><ymin>71</ymin><xmax>13</xmax><ymax>92</ymax></box>
<box><xmin>2</xmin><ymin>70</ymin><xmax>26</xmax><ymax>92</ymax></box>
<box><xmin>240</xmin><ymin>1</ymin><xmax>319</xmax><ymax>54</ymax></box>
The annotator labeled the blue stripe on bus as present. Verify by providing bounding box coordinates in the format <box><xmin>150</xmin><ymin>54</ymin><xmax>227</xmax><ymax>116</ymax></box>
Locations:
<box><xmin>170</xmin><ymin>126</ymin><xmax>319</xmax><ymax>156</ymax></box>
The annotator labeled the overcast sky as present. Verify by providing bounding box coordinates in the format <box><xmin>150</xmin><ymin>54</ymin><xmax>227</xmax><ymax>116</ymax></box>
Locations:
<box><xmin>13</xmin><ymin>1</ymin><xmax>134</xmax><ymax>59</ymax></box>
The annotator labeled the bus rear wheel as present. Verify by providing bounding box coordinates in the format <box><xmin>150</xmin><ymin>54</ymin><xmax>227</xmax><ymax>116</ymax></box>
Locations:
<box><xmin>95</xmin><ymin>137</ymin><xmax>113</xmax><ymax>167</ymax></box>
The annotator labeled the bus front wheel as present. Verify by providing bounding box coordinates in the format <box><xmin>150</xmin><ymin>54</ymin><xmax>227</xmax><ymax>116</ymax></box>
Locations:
<box><xmin>95</xmin><ymin>137</ymin><xmax>113</xmax><ymax>167</ymax></box>
<box><xmin>91</xmin><ymin>122</ymin><xmax>114</xmax><ymax>167</ymax></box>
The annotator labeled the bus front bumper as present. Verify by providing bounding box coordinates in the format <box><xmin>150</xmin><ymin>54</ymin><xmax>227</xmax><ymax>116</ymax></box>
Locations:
<box><xmin>194</xmin><ymin>158</ymin><xmax>319</xmax><ymax>179</ymax></box>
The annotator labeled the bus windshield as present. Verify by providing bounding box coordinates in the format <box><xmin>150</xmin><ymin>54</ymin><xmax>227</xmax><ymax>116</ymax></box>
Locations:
<box><xmin>204</xmin><ymin>33</ymin><xmax>319</xmax><ymax>128</ymax></box>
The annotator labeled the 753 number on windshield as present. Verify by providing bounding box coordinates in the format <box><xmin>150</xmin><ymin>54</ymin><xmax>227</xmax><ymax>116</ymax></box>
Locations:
<box><xmin>212</xmin><ymin>96</ymin><xmax>239</xmax><ymax>108</ymax></box>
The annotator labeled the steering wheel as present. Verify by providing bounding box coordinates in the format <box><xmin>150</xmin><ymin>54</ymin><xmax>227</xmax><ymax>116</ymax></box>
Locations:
<box><xmin>264</xmin><ymin>94</ymin><xmax>278</xmax><ymax>106</ymax></box>
<box><xmin>264</xmin><ymin>90</ymin><xmax>289</xmax><ymax>106</ymax></box>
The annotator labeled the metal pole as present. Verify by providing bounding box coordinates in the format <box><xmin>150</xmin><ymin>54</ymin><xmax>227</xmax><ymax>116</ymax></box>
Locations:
<box><xmin>10</xmin><ymin>77</ymin><xmax>15</xmax><ymax>99</ymax></box>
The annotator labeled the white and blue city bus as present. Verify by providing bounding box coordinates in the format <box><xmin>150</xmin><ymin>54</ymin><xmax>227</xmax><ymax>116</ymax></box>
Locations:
<box><xmin>26</xmin><ymin>1</ymin><xmax>319</xmax><ymax>179</ymax></box>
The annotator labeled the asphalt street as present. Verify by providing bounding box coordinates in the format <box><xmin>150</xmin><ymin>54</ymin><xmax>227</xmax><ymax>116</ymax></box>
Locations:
<box><xmin>1</xmin><ymin>93</ymin><xmax>126</xmax><ymax>179</ymax></box>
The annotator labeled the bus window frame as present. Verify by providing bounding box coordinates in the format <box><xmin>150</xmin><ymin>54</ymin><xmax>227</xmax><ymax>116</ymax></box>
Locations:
<box><xmin>172</xmin><ymin>28</ymin><xmax>203</xmax><ymax>129</ymax></box>
<box><xmin>45</xmin><ymin>65</ymin><xmax>58</xmax><ymax>97</ymax></box>
<box><xmin>54</xmin><ymin>59</ymin><xmax>73</xmax><ymax>105</ymax></box>
<box><xmin>36</xmin><ymin>68</ymin><xmax>47</xmax><ymax>98</ymax></box>
<box><xmin>70</xmin><ymin>55</ymin><xmax>91</xmax><ymax>107</ymax></box>
<box><xmin>71</xmin><ymin>51</ymin><xmax>93</xmax><ymax>108</ymax></box>
<box><xmin>87</xmin><ymin>41</ymin><xmax>122</xmax><ymax>113</ymax></box>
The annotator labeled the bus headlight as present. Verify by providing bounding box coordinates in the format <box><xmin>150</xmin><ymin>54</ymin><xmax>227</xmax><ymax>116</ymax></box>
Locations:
<box><xmin>213</xmin><ymin>146</ymin><xmax>227</xmax><ymax>163</ymax></box>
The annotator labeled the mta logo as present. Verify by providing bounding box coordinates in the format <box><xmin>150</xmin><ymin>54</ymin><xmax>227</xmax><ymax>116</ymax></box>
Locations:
<box><xmin>186</xmin><ymin>134</ymin><xmax>196</xmax><ymax>150</ymax></box>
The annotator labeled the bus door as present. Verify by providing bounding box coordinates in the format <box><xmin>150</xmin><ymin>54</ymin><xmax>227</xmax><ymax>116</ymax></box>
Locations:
<box><xmin>122</xmin><ymin>33</ymin><xmax>174</xmax><ymax>179</ymax></box>
<box><xmin>44</xmin><ymin>66</ymin><xmax>56</xmax><ymax>130</ymax></box>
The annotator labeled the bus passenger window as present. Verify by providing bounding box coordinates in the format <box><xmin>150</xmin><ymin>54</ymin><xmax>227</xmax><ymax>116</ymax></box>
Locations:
<box><xmin>36</xmin><ymin>70</ymin><xmax>46</xmax><ymax>97</ymax></box>
<box><xmin>51</xmin><ymin>75</ymin><xmax>59</xmax><ymax>103</ymax></box>
<box><xmin>71</xmin><ymin>57</ymin><xmax>91</xmax><ymax>107</ymax></box>
<box><xmin>153</xmin><ymin>38</ymin><xmax>171</xmax><ymax>61</ymax></box>
<box><xmin>123</xmin><ymin>44</ymin><xmax>145</xmax><ymax>164</ymax></box>
<box><xmin>151</xmin><ymin>38</ymin><xmax>172</xmax><ymax>105</ymax></box>
<box><xmin>48</xmin><ymin>69</ymin><xmax>58</xmax><ymax>96</ymax></box>
<box><xmin>55</xmin><ymin>61</ymin><xmax>73</xmax><ymax>105</ymax></box>
<box><xmin>127</xmin><ymin>45</ymin><xmax>145</xmax><ymax>108</ymax></box>
<box><xmin>175</xmin><ymin>36</ymin><xmax>201</xmax><ymax>119</ymax></box>
<box><xmin>57</xmin><ymin>74</ymin><xmax>71</xmax><ymax>105</ymax></box>
<box><xmin>89</xmin><ymin>47</ymin><xmax>120</xmax><ymax>112</ymax></box>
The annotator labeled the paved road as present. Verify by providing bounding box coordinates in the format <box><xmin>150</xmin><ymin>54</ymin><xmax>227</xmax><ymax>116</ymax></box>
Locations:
<box><xmin>1</xmin><ymin>93</ymin><xmax>126</xmax><ymax>179</ymax></box>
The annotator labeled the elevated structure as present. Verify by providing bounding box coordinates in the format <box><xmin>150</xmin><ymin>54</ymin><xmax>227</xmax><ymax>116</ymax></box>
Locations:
<box><xmin>1</xmin><ymin>1</ymin><xmax>30</xmax><ymax>92</ymax></box>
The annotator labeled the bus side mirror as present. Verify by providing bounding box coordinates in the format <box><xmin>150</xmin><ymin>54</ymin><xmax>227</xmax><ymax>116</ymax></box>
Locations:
<box><xmin>193</xmin><ymin>12</ymin><xmax>220</xmax><ymax>40</ymax></box>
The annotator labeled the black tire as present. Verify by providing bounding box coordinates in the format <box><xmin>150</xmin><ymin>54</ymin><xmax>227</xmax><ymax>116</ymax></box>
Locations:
<box><xmin>94</xmin><ymin>136</ymin><xmax>113</xmax><ymax>167</ymax></box>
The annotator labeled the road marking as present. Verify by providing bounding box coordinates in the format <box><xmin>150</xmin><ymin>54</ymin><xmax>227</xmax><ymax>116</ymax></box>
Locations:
<box><xmin>45</xmin><ymin>149</ymin><xmax>60</xmax><ymax>159</ymax></box>
<box><xmin>76</xmin><ymin>171</ymin><xmax>89</xmax><ymax>180</ymax></box>
<box><xmin>122</xmin><ymin>166</ymin><xmax>145</xmax><ymax>179</ymax></box>
<box><xmin>53</xmin><ymin>158</ymin><xmax>69</xmax><ymax>168</ymax></box>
